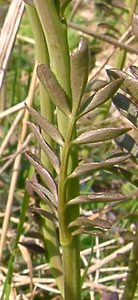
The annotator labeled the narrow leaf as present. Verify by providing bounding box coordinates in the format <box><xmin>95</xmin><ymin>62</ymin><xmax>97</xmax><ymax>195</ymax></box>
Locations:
<box><xmin>73</xmin><ymin>127</ymin><xmax>131</xmax><ymax>145</ymax></box>
<box><xmin>113</xmin><ymin>93</ymin><xmax>138</xmax><ymax>127</ymax></box>
<box><xmin>116</xmin><ymin>134</ymin><xmax>138</xmax><ymax>159</ymax></box>
<box><xmin>71</xmin><ymin>39</ymin><xmax>89</xmax><ymax>113</ymax></box>
<box><xmin>122</xmin><ymin>77</ymin><xmax>138</xmax><ymax>102</ymax></box>
<box><xmin>106</xmin><ymin>68</ymin><xmax>125</xmax><ymax>80</ymax></box>
<box><xmin>33</xmin><ymin>181</ymin><xmax>57</xmax><ymax>206</ymax></box>
<box><xmin>68</xmin><ymin>153</ymin><xmax>130</xmax><ymax>178</ymax></box>
<box><xmin>107</xmin><ymin>68</ymin><xmax>138</xmax><ymax>101</ymax></box>
<box><xmin>25</xmin><ymin>231</ymin><xmax>44</xmax><ymax>240</ymax></box>
<box><xmin>30</xmin><ymin>207</ymin><xmax>57</xmax><ymax>223</ymax></box>
<box><xmin>37</xmin><ymin>64</ymin><xmax>70</xmax><ymax>115</ymax></box>
<box><xmin>25</xmin><ymin>151</ymin><xmax>58</xmax><ymax>200</ymax></box>
<box><xmin>19</xmin><ymin>240</ymin><xmax>45</xmax><ymax>255</ymax></box>
<box><xmin>71</xmin><ymin>227</ymin><xmax>105</xmax><ymax>236</ymax></box>
<box><xmin>26</xmin><ymin>179</ymin><xmax>57</xmax><ymax>209</ymax></box>
<box><xmin>132</xmin><ymin>14</ymin><xmax>138</xmax><ymax>39</ymax></box>
<box><xmin>68</xmin><ymin>192</ymin><xmax>126</xmax><ymax>205</ymax></box>
<box><xmin>88</xmin><ymin>79</ymin><xmax>108</xmax><ymax>92</ymax></box>
<box><xmin>80</xmin><ymin>78</ymin><xmax>123</xmax><ymax>117</ymax></box>
<box><xmin>69</xmin><ymin>215</ymin><xmax>111</xmax><ymax>230</ymax></box>
<box><xmin>28</xmin><ymin>122</ymin><xmax>60</xmax><ymax>173</ymax></box>
<box><xmin>26</xmin><ymin>105</ymin><xmax>64</xmax><ymax>146</ymax></box>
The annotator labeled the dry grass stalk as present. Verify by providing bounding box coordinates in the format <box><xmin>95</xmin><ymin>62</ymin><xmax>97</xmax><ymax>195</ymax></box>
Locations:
<box><xmin>0</xmin><ymin>65</ymin><xmax>37</xmax><ymax>261</ymax></box>
<box><xmin>0</xmin><ymin>101</ymin><xmax>25</xmax><ymax>120</ymax></box>
<box><xmin>0</xmin><ymin>133</ymin><xmax>32</xmax><ymax>176</ymax></box>
<box><xmin>0</xmin><ymin>0</ymin><xmax>25</xmax><ymax>90</ymax></box>
<box><xmin>0</xmin><ymin>110</ymin><xmax>24</xmax><ymax>156</ymax></box>
<box><xmin>88</xmin><ymin>242</ymin><xmax>132</xmax><ymax>274</ymax></box>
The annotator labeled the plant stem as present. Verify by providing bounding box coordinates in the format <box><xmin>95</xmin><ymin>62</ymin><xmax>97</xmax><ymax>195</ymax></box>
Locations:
<box><xmin>32</xmin><ymin>1</ymin><xmax>81</xmax><ymax>298</ymax></box>
<box><xmin>58</xmin><ymin>108</ymin><xmax>80</xmax><ymax>298</ymax></box>
<box><xmin>26</xmin><ymin>4</ymin><xmax>64</xmax><ymax>296</ymax></box>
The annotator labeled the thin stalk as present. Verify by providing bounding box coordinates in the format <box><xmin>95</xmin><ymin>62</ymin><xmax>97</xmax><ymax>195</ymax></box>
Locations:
<box><xmin>26</xmin><ymin>4</ymin><xmax>64</xmax><ymax>296</ymax></box>
<box><xmin>33</xmin><ymin>1</ymin><xmax>81</xmax><ymax>299</ymax></box>
<box><xmin>58</xmin><ymin>110</ymin><xmax>80</xmax><ymax>299</ymax></box>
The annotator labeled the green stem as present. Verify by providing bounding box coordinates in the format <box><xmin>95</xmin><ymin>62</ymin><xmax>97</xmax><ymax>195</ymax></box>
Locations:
<box><xmin>58</xmin><ymin>112</ymin><xmax>80</xmax><ymax>299</ymax></box>
<box><xmin>32</xmin><ymin>1</ymin><xmax>81</xmax><ymax>298</ymax></box>
<box><xmin>26</xmin><ymin>4</ymin><xmax>64</xmax><ymax>296</ymax></box>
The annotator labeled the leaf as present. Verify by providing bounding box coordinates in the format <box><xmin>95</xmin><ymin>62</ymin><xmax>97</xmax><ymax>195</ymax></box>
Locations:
<box><xmin>132</xmin><ymin>14</ymin><xmax>138</xmax><ymax>39</ymax></box>
<box><xmin>107</xmin><ymin>68</ymin><xmax>138</xmax><ymax>101</ymax></box>
<box><xmin>69</xmin><ymin>215</ymin><xmax>111</xmax><ymax>235</ymax></box>
<box><xmin>112</xmin><ymin>93</ymin><xmax>138</xmax><ymax>127</ymax></box>
<box><xmin>28</xmin><ymin>122</ymin><xmax>60</xmax><ymax>173</ymax></box>
<box><xmin>26</xmin><ymin>105</ymin><xmax>64</xmax><ymax>146</ymax></box>
<box><xmin>79</xmin><ymin>78</ymin><xmax>123</xmax><ymax>117</ymax></box>
<box><xmin>25</xmin><ymin>151</ymin><xmax>58</xmax><ymax>200</ymax></box>
<box><xmin>33</xmin><ymin>181</ymin><xmax>57</xmax><ymax>205</ymax></box>
<box><xmin>116</xmin><ymin>134</ymin><xmax>138</xmax><ymax>160</ymax></box>
<box><xmin>26</xmin><ymin>179</ymin><xmax>57</xmax><ymax>209</ymax></box>
<box><xmin>106</xmin><ymin>68</ymin><xmax>125</xmax><ymax>80</ymax></box>
<box><xmin>30</xmin><ymin>207</ymin><xmax>57</xmax><ymax>223</ymax></box>
<box><xmin>73</xmin><ymin>127</ymin><xmax>131</xmax><ymax>145</ymax></box>
<box><xmin>71</xmin><ymin>227</ymin><xmax>105</xmax><ymax>236</ymax></box>
<box><xmin>19</xmin><ymin>239</ymin><xmax>45</xmax><ymax>255</ymax></box>
<box><xmin>25</xmin><ymin>230</ymin><xmax>44</xmax><ymax>240</ymax></box>
<box><xmin>88</xmin><ymin>79</ymin><xmax>108</xmax><ymax>92</ymax></box>
<box><xmin>121</xmin><ymin>77</ymin><xmax>138</xmax><ymax>102</ymax></box>
<box><xmin>70</xmin><ymin>39</ymin><xmax>89</xmax><ymax>113</ymax></box>
<box><xmin>68</xmin><ymin>192</ymin><xmax>126</xmax><ymax>205</ymax></box>
<box><xmin>69</xmin><ymin>215</ymin><xmax>111</xmax><ymax>229</ymax></box>
<box><xmin>68</xmin><ymin>153</ymin><xmax>130</xmax><ymax>178</ymax></box>
<box><xmin>37</xmin><ymin>64</ymin><xmax>70</xmax><ymax>115</ymax></box>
